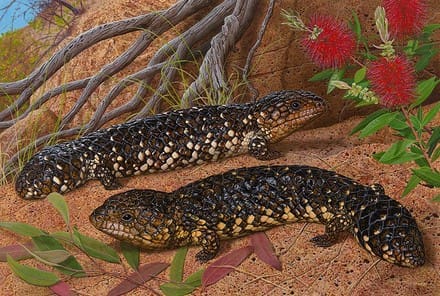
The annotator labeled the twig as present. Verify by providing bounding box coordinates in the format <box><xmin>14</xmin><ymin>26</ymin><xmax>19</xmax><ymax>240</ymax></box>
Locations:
<box><xmin>348</xmin><ymin>259</ymin><xmax>381</xmax><ymax>295</ymax></box>
<box><xmin>278</xmin><ymin>223</ymin><xmax>308</xmax><ymax>256</ymax></box>
<box><xmin>242</xmin><ymin>0</ymin><xmax>276</xmax><ymax>101</ymax></box>
<box><xmin>214</xmin><ymin>264</ymin><xmax>287</xmax><ymax>290</ymax></box>
<box><xmin>401</xmin><ymin>106</ymin><xmax>434</xmax><ymax>169</ymax></box>
<box><xmin>0</xmin><ymin>78</ymin><xmax>90</xmax><ymax>129</ymax></box>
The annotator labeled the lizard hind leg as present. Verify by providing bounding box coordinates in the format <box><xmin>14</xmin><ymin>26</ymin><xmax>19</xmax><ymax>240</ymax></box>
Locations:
<box><xmin>310</xmin><ymin>215</ymin><xmax>352</xmax><ymax>247</ymax></box>
<box><xmin>96</xmin><ymin>165</ymin><xmax>122</xmax><ymax>190</ymax></box>
<box><xmin>193</xmin><ymin>229</ymin><xmax>220</xmax><ymax>262</ymax></box>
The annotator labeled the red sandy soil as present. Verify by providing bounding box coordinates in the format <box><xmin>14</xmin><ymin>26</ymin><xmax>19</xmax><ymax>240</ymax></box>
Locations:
<box><xmin>0</xmin><ymin>114</ymin><xmax>438</xmax><ymax>295</ymax></box>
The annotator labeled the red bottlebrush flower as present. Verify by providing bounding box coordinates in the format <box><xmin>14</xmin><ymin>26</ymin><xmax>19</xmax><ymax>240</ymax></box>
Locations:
<box><xmin>383</xmin><ymin>0</ymin><xmax>428</xmax><ymax>38</ymax></box>
<box><xmin>367</xmin><ymin>55</ymin><xmax>416</xmax><ymax>107</ymax></box>
<box><xmin>301</xmin><ymin>15</ymin><xmax>356</xmax><ymax>68</ymax></box>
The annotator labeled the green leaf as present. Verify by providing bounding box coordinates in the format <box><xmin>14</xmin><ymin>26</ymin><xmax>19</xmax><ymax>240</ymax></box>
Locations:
<box><xmin>412</xmin><ymin>148</ymin><xmax>430</xmax><ymax>167</ymax></box>
<box><xmin>432</xmin><ymin>194</ymin><xmax>440</xmax><ymax>202</ymax></box>
<box><xmin>375</xmin><ymin>151</ymin><xmax>423</xmax><ymax>164</ymax></box>
<box><xmin>414</xmin><ymin>43</ymin><xmax>436</xmax><ymax>55</ymax></box>
<box><xmin>432</xmin><ymin>146</ymin><xmax>440</xmax><ymax>162</ymax></box>
<box><xmin>327</xmin><ymin>69</ymin><xmax>345</xmax><ymax>94</ymax></box>
<box><xmin>388</xmin><ymin>113</ymin><xmax>406</xmax><ymax>129</ymax></box>
<box><xmin>355</xmin><ymin>99</ymin><xmax>378</xmax><ymax>107</ymax></box>
<box><xmin>50</xmin><ymin>231</ymin><xmax>75</xmax><ymax>244</ymax></box>
<box><xmin>184</xmin><ymin>269</ymin><xmax>204</xmax><ymax>286</ymax></box>
<box><xmin>160</xmin><ymin>282</ymin><xmax>197</xmax><ymax>296</ymax></box>
<box><xmin>404</xmin><ymin>39</ymin><xmax>418</xmax><ymax>56</ymax></box>
<box><xmin>389</xmin><ymin>114</ymin><xmax>415</xmax><ymax>138</ymax></box>
<box><xmin>32</xmin><ymin>235</ymin><xmax>85</xmax><ymax>277</ymax></box>
<box><xmin>351</xmin><ymin>109</ymin><xmax>390</xmax><ymax>135</ymax></box>
<box><xmin>398</xmin><ymin>128</ymin><xmax>415</xmax><ymax>139</ymax></box>
<box><xmin>32</xmin><ymin>249</ymin><xmax>71</xmax><ymax>265</ymax></box>
<box><xmin>120</xmin><ymin>241</ymin><xmax>140</xmax><ymax>271</ymax></box>
<box><xmin>422</xmin><ymin>24</ymin><xmax>440</xmax><ymax>35</ymax></box>
<box><xmin>350</xmin><ymin>11</ymin><xmax>362</xmax><ymax>42</ymax></box>
<box><xmin>0</xmin><ymin>222</ymin><xmax>46</xmax><ymax>237</ymax></box>
<box><xmin>308</xmin><ymin>69</ymin><xmax>334</xmax><ymax>82</ymax></box>
<box><xmin>410</xmin><ymin>114</ymin><xmax>423</xmax><ymax>134</ymax></box>
<box><xmin>363</xmin><ymin>52</ymin><xmax>377</xmax><ymax>61</ymax></box>
<box><xmin>374</xmin><ymin>140</ymin><xmax>414</xmax><ymax>164</ymax></box>
<box><xmin>354</xmin><ymin>67</ymin><xmax>366</xmax><ymax>83</ymax></box>
<box><xmin>7</xmin><ymin>255</ymin><xmax>59</xmax><ymax>287</ymax></box>
<box><xmin>47</xmin><ymin>193</ymin><xmax>70</xmax><ymax>226</ymax></box>
<box><xmin>411</xmin><ymin>77</ymin><xmax>440</xmax><ymax>107</ymax></box>
<box><xmin>423</xmin><ymin>102</ymin><xmax>440</xmax><ymax>127</ymax></box>
<box><xmin>170</xmin><ymin>247</ymin><xmax>188</xmax><ymax>283</ymax></box>
<box><xmin>412</xmin><ymin>167</ymin><xmax>440</xmax><ymax>187</ymax></box>
<box><xmin>372</xmin><ymin>152</ymin><xmax>384</xmax><ymax>161</ymax></box>
<box><xmin>358</xmin><ymin>111</ymin><xmax>398</xmax><ymax>138</ymax></box>
<box><xmin>415</xmin><ymin>48</ymin><xmax>439</xmax><ymax>72</ymax></box>
<box><xmin>73</xmin><ymin>229</ymin><xmax>120</xmax><ymax>263</ymax></box>
<box><xmin>402</xmin><ymin>174</ymin><xmax>421</xmax><ymax>197</ymax></box>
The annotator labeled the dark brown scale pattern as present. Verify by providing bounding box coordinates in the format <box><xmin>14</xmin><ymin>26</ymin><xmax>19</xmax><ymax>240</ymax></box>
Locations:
<box><xmin>90</xmin><ymin>165</ymin><xmax>425</xmax><ymax>267</ymax></box>
<box><xmin>16</xmin><ymin>90</ymin><xmax>327</xmax><ymax>199</ymax></box>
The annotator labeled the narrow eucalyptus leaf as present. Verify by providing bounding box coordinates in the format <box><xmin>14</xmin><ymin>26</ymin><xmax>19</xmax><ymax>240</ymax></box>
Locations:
<box><xmin>412</xmin><ymin>167</ymin><xmax>440</xmax><ymax>187</ymax></box>
<box><xmin>47</xmin><ymin>193</ymin><xmax>70</xmax><ymax>226</ymax></box>
<box><xmin>359</xmin><ymin>112</ymin><xmax>398</xmax><ymax>138</ymax></box>
<box><xmin>351</xmin><ymin>109</ymin><xmax>389</xmax><ymax>135</ymax></box>
<box><xmin>402</xmin><ymin>174</ymin><xmax>421</xmax><ymax>197</ymax></box>
<box><xmin>170</xmin><ymin>247</ymin><xmax>188</xmax><ymax>282</ymax></box>
<box><xmin>0</xmin><ymin>222</ymin><xmax>46</xmax><ymax>237</ymax></box>
<box><xmin>73</xmin><ymin>229</ymin><xmax>120</xmax><ymax>263</ymax></box>
<box><xmin>121</xmin><ymin>241</ymin><xmax>140</xmax><ymax>271</ymax></box>
<box><xmin>7</xmin><ymin>255</ymin><xmax>59</xmax><ymax>287</ymax></box>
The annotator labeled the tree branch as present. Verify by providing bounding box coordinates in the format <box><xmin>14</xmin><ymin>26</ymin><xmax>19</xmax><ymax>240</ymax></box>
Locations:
<box><xmin>181</xmin><ymin>0</ymin><xmax>258</xmax><ymax>106</ymax></box>
<box><xmin>243</xmin><ymin>0</ymin><xmax>275</xmax><ymax>100</ymax></box>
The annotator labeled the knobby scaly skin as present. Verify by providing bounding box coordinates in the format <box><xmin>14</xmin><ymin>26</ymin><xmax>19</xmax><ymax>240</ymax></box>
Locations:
<box><xmin>90</xmin><ymin>165</ymin><xmax>425</xmax><ymax>268</ymax></box>
<box><xmin>16</xmin><ymin>90</ymin><xmax>327</xmax><ymax>199</ymax></box>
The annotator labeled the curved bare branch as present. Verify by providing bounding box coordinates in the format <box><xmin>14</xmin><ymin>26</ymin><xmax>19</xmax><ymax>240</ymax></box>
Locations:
<box><xmin>243</xmin><ymin>0</ymin><xmax>276</xmax><ymax>100</ymax></box>
<box><xmin>0</xmin><ymin>78</ymin><xmax>90</xmax><ymax>129</ymax></box>
<box><xmin>181</xmin><ymin>0</ymin><xmax>258</xmax><ymax>105</ymax></box>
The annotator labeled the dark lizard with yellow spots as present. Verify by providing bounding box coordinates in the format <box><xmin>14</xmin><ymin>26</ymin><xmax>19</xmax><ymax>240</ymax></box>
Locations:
<box><xmin>16</xmin><ymin>90</ymin><xmax>326</xmax><ymax>199</ymax></box>
<box><xmin>90</xmin><ymin>165</ymin><xmax>425</xmax><ymax>267</ymax></box>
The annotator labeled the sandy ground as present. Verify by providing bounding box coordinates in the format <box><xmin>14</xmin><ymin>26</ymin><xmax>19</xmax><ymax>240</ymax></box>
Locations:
<box><xmin>0</xmin><ymin>115</ymin><xmax>439</xmax><ymax>296</ymax></box>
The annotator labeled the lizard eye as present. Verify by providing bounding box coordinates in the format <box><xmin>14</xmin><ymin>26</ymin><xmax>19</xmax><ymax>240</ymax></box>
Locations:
<box><xmin>290</xmin><ymin>101</ymin><xmax>301</xmax><ymax>110</ymax></box>
<box><xmin>121</xmin><ymin>213</ymin><xmax>133</xmax><ymax>222</ymax></box>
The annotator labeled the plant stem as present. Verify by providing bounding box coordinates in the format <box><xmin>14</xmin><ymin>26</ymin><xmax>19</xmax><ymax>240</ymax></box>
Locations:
<box><xmin>400</xmin><ymin>106</ymin><xmax>434</xmax><ymax>168</ymax></box>
<box><xmin>350</xmin><ymin>56</ymin><xmax>365</xmax><ymax>68</ymax></box>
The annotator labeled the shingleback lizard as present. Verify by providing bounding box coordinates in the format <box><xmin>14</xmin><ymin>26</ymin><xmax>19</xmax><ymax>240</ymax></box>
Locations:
<box><xmin>90</xmin><ymin>165</ymin><xmax>425</xmax><ymax>267</ymax></box>
<box><xmin>16</xmin><ymin>90</ymin><xmax>326</xmax><ymax>199</ymax></box>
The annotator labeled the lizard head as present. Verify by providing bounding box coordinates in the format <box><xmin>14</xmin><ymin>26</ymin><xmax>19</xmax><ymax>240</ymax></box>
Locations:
<box><xmin>251</xmin><ymin>90</ymin><xmax>327</xmax><ymax>143</ymax></box>
<box><xmin>90</xmin><ymin>189</ymin><xmax>178</xmax><ymax>250</ymax></box>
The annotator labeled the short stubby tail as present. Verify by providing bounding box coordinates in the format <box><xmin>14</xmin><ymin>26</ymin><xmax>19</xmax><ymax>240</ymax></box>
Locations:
<box><xmin>15</xmin><ymin>146</ymin><xmax>87</xmax><ymax>199</ymax></box>
<box><xmin>353</xmin><ymin>194</ymin><xmax>425</xmax><ymax>267</ymax></box>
